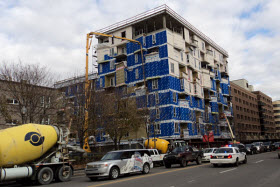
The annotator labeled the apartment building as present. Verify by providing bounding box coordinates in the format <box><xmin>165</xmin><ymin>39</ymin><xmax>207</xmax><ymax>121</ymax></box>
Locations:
<box><xmin>252</xmin><ymin>91</ymin><xmax>276</xmax><ymax>140</ymax></box>
<box><xmin>273</xmin><ymin>100</ymin><xmax>280</xmax><ymax>136</ymax></box>
<box><xmin>94</xmin><ymin>5</ymin><xmax>232</xmax><ymax>144</ymax></box>
<box><xmin>230</xmin><ymin>81</ymin><xmax>261</xmax><ymax>142</ymax></box>
<box><xmin>0</xmin><ymin>80</ymin><xmax>58</xmax><ymax>129</ymax></box>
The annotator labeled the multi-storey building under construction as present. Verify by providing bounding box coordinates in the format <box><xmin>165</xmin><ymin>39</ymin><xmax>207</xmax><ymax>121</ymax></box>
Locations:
<box><xmin>95</xmin><ymin>5</ymin><xmax>232</xmax><ymax>144</ymax></box>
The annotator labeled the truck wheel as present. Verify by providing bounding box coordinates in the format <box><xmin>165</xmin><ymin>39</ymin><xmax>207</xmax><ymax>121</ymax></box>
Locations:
<box><xmin>142</xmin><ymin>163</ymin><xmax>150</xmax><ymax>174</ymax></box>
<box><xmin>56</xmin><ymin>166</ymin><xmax>73</xmax><ymax>182</ymax></box>
<box><xmin>37</xmin><ymin>167</ymin><xmax>54</xmax><ymax>185</ymax></box>
<box><xmin>109</xmin><ymin>167</ymin><xmax>119</xmax><ymax>180</ymax></box>
<box><xmin>180</xmin><ymin>159</ymin><xmax>187</xmax><ymax>167</ymax></box>
<box><xmin>196</xmin><ymin>156</ymin><xmax>202</xmax><ymax>165</ymax></box>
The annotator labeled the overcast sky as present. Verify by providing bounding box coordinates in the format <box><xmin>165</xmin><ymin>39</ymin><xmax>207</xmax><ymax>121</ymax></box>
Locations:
<box><xmin>0</xmin><ymin>0</ymin><xmax>279</xmax><ymax>100</ymax></box>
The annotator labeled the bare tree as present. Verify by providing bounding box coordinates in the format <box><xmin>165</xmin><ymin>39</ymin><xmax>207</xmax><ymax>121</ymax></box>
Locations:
<box><xmin>0</xmin><ymin>61</ymin><xmax>59</xmax><ymax>125</ymax></box>
<box><xmin>98</xmin><ymin>90</ymin><xmax>146</xmax><ymax>150</ymax></box>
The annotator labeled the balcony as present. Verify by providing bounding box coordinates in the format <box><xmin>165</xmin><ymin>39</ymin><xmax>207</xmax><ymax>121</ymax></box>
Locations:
<box><xmin>180</xmin><ymin>72</ymin><xmax>188</xmax><ymax>79</ymax></box>
<box><xmin>202</xmin><ymin>53</ymin><xmax>214</xmax><ymax>67</ymax></box>
<box><xmin>186</xmin><ymin>54</ymin><xmax>195</xmax><ymax>68</ymax></box>
<box><xmin>190</xmin><ymin>39</ymin><xmax>198</xmax><ymax>48</ymax></box>
<box><xmin>194</xmin><ymin>83</ymin><xmax>203</xmax><ymax>98</ymax></box>
<box><xmin>95</xmin><ymin>42</ymin><xmax>110</xmax><ymax>50</ymax></box>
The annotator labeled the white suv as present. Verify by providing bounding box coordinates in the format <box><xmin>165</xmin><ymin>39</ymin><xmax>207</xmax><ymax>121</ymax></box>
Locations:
<box><xmin>85</xmin><ymin>149</ymin><xmax>153</xmax><ymax>180</ymax></box>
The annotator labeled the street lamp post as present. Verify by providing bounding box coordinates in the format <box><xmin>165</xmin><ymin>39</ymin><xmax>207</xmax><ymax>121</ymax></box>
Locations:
<box><xmin>21</xmin><ymin>106</ymin><xmax>27</xmax><ymax>124</ymax></box>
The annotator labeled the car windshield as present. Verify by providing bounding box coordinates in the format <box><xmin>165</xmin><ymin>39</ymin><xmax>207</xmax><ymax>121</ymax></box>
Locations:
<box><xmin>253</xmin><ymin>142</ymin><xmax>260</xmax><ymax>146</ymax></box>
<box><xmin>203</xmin><ymin>148</ymin><xmax>213</xmax><ymax>153</ymax></box>
<box><xmin>101</xmin><ymin>152</ymin><xmax>122</xmax><ymax>161</ymax></box>
<box><xmin>264</xmin><ymin>142</ymin><xmax>270</xmax><ymax>145</ymax></box>
<box><xmin>215</xmin><ymin>148</ymin><xmax>233</xmax><ymax>153</ymax></box>
<box><xmin>245</xmin><ymin>144</ymin><xmax>252</xmax><ymax>147</ymax></box>
<box><xmin>172</xmin><ymin>146</ymin><xmax>186</xmax><ymax>153</ymax></box>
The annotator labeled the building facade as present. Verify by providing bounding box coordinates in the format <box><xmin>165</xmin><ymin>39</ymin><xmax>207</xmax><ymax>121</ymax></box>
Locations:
<box><xmin>230</xmin><ymin>81</ymin><xmax>261</xmax><ymax>142</ymax></box>
<box><xmin>95</xmin><ymin>5</ymin><xmax>232</xmax><ymax>144</ymax></box>
<box><xmin>273</xmin><ymin>100</ymin><xmax>280</xmax><ymax>136</ymax></box>
<box><xmin>0</xmin><ymin>80</ymin><xmax>58</xmax><ymax>129</ymax></box>
<box><xmin>252</xmin><ymin>91</ymin><xmax>277</xmax><ymax>140</ymax></box>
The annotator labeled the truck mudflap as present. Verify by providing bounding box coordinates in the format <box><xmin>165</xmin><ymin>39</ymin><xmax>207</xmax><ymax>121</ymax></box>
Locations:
<box><xmin>0</xmin><ymin>167</ymin><xmax>33</xmax><ymax>181</ymax></box>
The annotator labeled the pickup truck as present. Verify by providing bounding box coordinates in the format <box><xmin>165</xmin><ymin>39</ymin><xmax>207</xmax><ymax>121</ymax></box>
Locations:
<box><xmin>147</xmin><ymin>149</ymin><xmax>166</xmax><ymax>166</ymax></box>
<box><xmin>163</xmin><ymin>146</ymin><xmax>203</xmax><ymax>168</ymax></box>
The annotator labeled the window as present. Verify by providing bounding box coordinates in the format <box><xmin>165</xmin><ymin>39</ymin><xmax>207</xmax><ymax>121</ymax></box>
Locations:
<box><xmin>112</xmin><ymin>37</ymin><xmax>114</xmax><ymax>44</ymax></box>
<box><xmin>46</xmin><ymin>97</ymin><xmax>51</xmax><ymax>108</ymax></box>
<box><xmin>174</xmin><ymin>123</ymin><xmax>179</xmax><ymax>133</ymax></box>
<box><xmin>198</xmin><ymin>50</ymin><xmax>200</xmax><ymax>58</ymax></box>
<box><xmin>180</xmin><ymin>79</ymin><xmax>184</xmax><ymax>90</ymax></box>
<box><xmin>154</xmin><ymin>123</ymin><xmax>161</xmax><ymax>134</ymax></box>
<box><xmin>7</xmin><ymin>99</ymin><xmax>19</xmax><ymax>105</ymax></box>
<box><xmin>110</xmin><ymin>77</ymin><xmax>115</xmax><ymax>86</ymax></box>
<box><xmin>181</xmin><ymin>51</ymin><xmax>183</xmax><ymax>61</ymax></box>
<box><xmin>135</xmin><ymin>69</ymin><xmax>139</xmax><ymax>79</ymax></box>
<box><xmin>125</xmin><ymin>71</ymin><xmax>127</xmax><ymax>81</ymax></box>
<box><xmin>156</xmin><ymin>107</ymin><xmax>160</xmax><ymax>119</ymax></box>
<box><xmin>171</xmin><ymin>63</ymin><xmax>174</xmax><ymax>73</ymax></box>
<box><xmin>47</xmin><ymin>115</ymin><xmax>50</xmax><ymax>125</ymax></box>
<box><xmin>173</xmin><ymin>92</ymin><xmax>177</xmax><ymax>103</ymax></box>
<box><xmin>155</xmin><ymin>92</ymin><xmax>159</xmax><ymax>104</ymax></box>
<box><xmin>40</xmin><ymin>96</ymin><xmax>44</xmax><ymax>107</ymax></box>
<box><xmin>110</xmin><ymin>48</ymin><xmax>114</xmax><ymax>56</ymax></box>
<box><xmin>110</xmin><ymin>60</ymin><xmax>115</xmax><ymax>70</ymax></box>
<box><xmin>152</xmin><ymin>34</ymin><xmax>156</xmax><ymax>44</ymax></box>
<box><xmin>100</xmin><ymin>78</ymin><xmax>103</xmax><ymax>87</ymax></box>
<box><xmin>99</xmin><ymin>64</ymin><xmax>103</xmax><ymax>73</ymax></box>
<box><xmin>173</xmin><ymin>107</ymin><xmax>176</xmax><ymax>117</ymax></box>
<box><xmin>135</xmin><ymin>53</ymin><xmax>138</xmax><ymax>63</ymax></box>
<box><xmin>189</xmin><ymin>83</ymin><xmax>192</xmax><ymax>93</ymax></box>
<box><xmin>202</xmin><ymin>42</ymin><xmax>205</xmax><ymax>50</ymax></box>
<box><xmin>121</xmin><ymin>31</ymin><xmax>126</xmax><ymax>39</ymax></box>
<box><xmin>152</xmin><ymin>79</ymin><xmax>158</xmax><ymax>89</ymax></box>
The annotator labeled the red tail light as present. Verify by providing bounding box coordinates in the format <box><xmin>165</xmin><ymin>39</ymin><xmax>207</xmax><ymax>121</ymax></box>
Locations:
<box><xmin>278</xmin><ymin>147</ymin><xmax>280</xmax><ymax>149</ymax></box>
<box><xmin>228</xmin><ymin>155</ymin><xmax>232</xmax><ymax>159</ymax></box>
<box><xmin>210</xmin><ymin>155</ymin><xmax>213</xmax><ymax>159</ymax></box>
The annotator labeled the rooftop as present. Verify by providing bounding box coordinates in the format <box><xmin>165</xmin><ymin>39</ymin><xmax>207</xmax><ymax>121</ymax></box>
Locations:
<box><xmin>96</xmin><ymin>4</ymin><xmax>228</xmax><ymax>57</ymax></box>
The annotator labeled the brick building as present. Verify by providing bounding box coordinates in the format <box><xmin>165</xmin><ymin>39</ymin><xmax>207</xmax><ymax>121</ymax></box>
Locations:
<box><xmin>230</xmin><ymin>81</ymin><xmax>261</xmax><ymax>142</ymax></box>
<box><xmin>252</xmin><ymin>91</ymin><xmax>277</xmax><ymax>140</ymax></box>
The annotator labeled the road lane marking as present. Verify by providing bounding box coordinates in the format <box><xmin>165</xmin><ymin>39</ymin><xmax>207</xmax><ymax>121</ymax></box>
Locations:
<box><xmin>255</xmin><ymin>160</ymin><xmax>264</xmax><ymax>163</ymax></box>
<box><xmin>88</xmin><ymin>163</ymin><xmax>210</xmax><ymax>187</ymax></box>
<box><xmin>219</xmin><ymin>168</ymin><xmax>237</xmax><ymax>174</ymax></box>
<box><xmin>188</xmin><ymin>180</ymin><xmax>195</xmax><ymax>183</ymax></box>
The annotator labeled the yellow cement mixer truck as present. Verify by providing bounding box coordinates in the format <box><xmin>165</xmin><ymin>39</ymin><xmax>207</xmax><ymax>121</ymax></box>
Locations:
<box><xmin>0</xmin><ymin>123</ymin><xmax>74</xmax><ymax>185</ymax></box>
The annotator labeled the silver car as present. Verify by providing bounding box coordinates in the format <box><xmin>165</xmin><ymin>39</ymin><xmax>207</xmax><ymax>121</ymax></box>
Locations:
<box><xmin>85</xmin><ymin>149</ymin><xmax>153</xmax><ymax>180</ymax></box>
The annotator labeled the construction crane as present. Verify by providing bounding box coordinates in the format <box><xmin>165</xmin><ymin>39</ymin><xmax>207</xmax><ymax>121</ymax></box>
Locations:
<box><xmin>221</xmin><ymin>113</ymin><xmax>236</xmax><ymax>143</ymax></box>
<box><xmin>83</xmin><ymin>32</ymin><xmax>146</xmax><ymax>152</ymax></box>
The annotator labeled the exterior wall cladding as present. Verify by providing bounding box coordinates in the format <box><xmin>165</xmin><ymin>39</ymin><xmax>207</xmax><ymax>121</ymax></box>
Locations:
<box><xmin>95</xmin><ymin>7</ymin><xmax>232</xmax><ymax>142</ymax></box>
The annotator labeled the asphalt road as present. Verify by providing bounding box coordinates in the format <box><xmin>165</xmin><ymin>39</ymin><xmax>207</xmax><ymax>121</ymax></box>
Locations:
<box><xmin>2</xmin><ymin>151</ymin><xmax>280</xmax><ymax>187</ymax></box>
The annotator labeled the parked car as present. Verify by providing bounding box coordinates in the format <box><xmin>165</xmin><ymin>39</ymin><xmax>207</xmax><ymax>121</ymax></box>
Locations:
<box><xmin>277</xmin><ymin>147</ymin><xmax>280</xmax><ymax>159</ymax></box>
<box><xmin>263</xmin><ymin>142</ymin><xmax>274</xmax><ymax>152</ymax></box>
<box><xmin>210</xmin><ymin>147</ymin><xmax>247</xmax><ymax>167</ymax></box>
<box><xmin>245</xmin><ymin>144</ymin><xmax>257</xmax><ymax>155</ymax></box>
<box><xmin>202</xmin><ymin>148</ymin><xmax>218</xmax><ymax>162</ymax></box>
<box><xmin>163</xmin><ymin>146</ymin><xmax>203</xmax><ymax>168</ymax></box>
<box><xmin>229</xmin><ymin>143</ymin><xmax>247</xmax><ymax>153</ymax></box>
<box><xmin>252</xmin><ymin>142</ymin><xmax>265</xmax><ymax>153</ymax></box>
<box><xmin>85</xmin><ymin>149</ymin><xmax>153</xmax><ymax>180</ymax></box>
<box><xmin>273</xmin><ymin>142</ymin><xmax>280</xmax><ymax>150</ymax></box>
<box><xmin>147</xmin><ymin>149</ymin><xmax>165</xmax><ymax>166</ymax></box>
